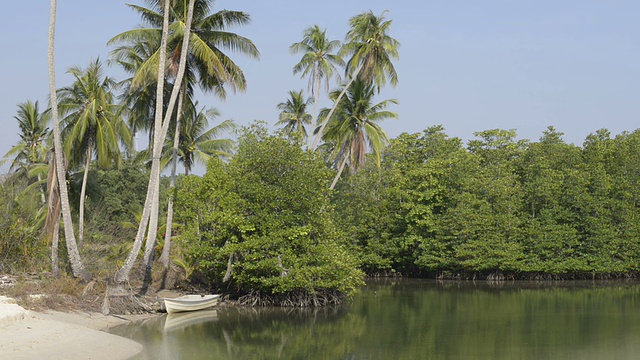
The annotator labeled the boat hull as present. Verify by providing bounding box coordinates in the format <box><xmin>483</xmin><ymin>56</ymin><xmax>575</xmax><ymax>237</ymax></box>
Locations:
<box><xmin>162</xmin><ymin>294</ymin><xmax>220</xmax><ymax>314</ymax></box>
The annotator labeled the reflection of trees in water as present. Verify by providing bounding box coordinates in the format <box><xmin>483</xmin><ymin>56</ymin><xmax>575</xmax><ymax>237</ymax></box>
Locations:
<box><xmin>110</xmin><ymin>281</ymin><xmax>640</xmax><ymax>359</ymax></box>
<box><xmin>214</xmin><ymin>306</ymin><xmax>365</xmax><ymax>359</ymax></box>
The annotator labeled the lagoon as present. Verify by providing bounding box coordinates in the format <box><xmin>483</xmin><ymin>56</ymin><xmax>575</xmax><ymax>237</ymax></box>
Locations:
<box><xmin>110</xmin><ymin>279</ymin><xmax>640</xmax><ymax>359</ymax></box>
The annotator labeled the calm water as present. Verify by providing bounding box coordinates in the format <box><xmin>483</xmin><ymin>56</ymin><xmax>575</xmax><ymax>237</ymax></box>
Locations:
<box><xmin>110</xmin><ymin>279</ymin><xmax>640</xmax><ymax>359</ymax></box>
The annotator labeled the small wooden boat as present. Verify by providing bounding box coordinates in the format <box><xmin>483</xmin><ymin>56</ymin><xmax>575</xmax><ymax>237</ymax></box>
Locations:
<box><xmin>162</xmin><ymin>294</ymin><xmax>221</xmax><ymax>314</ymax></box>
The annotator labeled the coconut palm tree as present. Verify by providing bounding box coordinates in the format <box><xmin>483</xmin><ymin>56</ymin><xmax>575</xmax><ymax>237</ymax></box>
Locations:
<box><xmin>290</xmin><ymin>25</ymin><xmax>343</xmax><ymax>143</ymax></box>
<box><xmin>109</xmin><ymin>0</ymin><xmax>259</xmax><ymax>99</ymax></box>
<box><xmin>3</xmin><ymin>101</ymin><xmax>50</xmax><ymax>172</ymax></box>
<box><xmin>58</xmin><ymin>58</ymin><xmax>132</xmax><ymax>248</ymax></box>
<box><xmin>48</xmin><ymin>0</ymin><xmax>89</xmax><ymax>280</ymax></box>
<box><xmin>318</xmin><ymin>78</ymin><xmax>397</xmax><ymax>189</ymax></box>
<box><xmin>311</xmin><ymin>10</ymin><xmax>399</xmax><ymax>150</ymax></box>
<box><xmin>2</xmin><ymin>101</ymin><xmax>51</xmax><ymax>202</ymax></box>
<box><xmin>112</xmin><ymin>0</ymin><xmax>258</xmax><ymax>284</ymax></box>
<box><xmin>110</xmin><ymin>32</ymin><xmax>167</xmax><ymax>153</ymax></box>
<box><xmin>276</xmin><ymin>90</ymin><xmax>313</xmax><ymax>140</ymax></box>
<box><xmin>115</xmin><ymin>0</ymin><xmax>204</xmax><ymax>285</ymax></box>
<box><xmin>169</xmin><ymin>103</ymin><xmax>235</xmax><ymax>175</ymax></box>
<box><xmin>137</xmin><ymin>101</ymin><xmax>235</xmax><ymax>174</ymax></box>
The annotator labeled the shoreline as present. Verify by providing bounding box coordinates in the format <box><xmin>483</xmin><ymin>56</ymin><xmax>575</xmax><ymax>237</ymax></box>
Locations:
<box><xmin>0</xmin><ymin>298</ymin><xmax>154</xmax><ymax>360</ymax></box>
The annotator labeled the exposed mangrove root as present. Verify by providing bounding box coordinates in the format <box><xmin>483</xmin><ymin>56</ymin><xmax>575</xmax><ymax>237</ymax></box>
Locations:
<box><xmin>101</xmin><ymin>285</ymin><xmax>160</xmax><ymax>315</ymax></box>
<box><xmin>432</xmin><ymin>271</ymin><xmax>640</xmax><ymax>281</ymax></box>
<box><xmin>237</xmin><ymin>290</ymin><xmax>346</xmax><ymax>307</ymax></box>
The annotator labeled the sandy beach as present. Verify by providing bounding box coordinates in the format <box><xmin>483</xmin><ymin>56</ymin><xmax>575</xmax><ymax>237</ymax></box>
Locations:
<box><xmin>0</xmin><ymin>297</ymin><xmax>147</xmax><ymax>360</ymax></box>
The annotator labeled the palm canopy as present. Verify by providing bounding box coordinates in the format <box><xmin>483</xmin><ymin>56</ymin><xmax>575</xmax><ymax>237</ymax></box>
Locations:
<box><xmin>57</xmin><ymin>58</ymin><xmax>132</xmax><ymax>169</ymax></box>
<box><xmin>290</xmin><ymin>25</ymin><xmax>344</xmax><ymax>97</ymax></box>
<box><xmin>276</xmin><ymin>90</ymin><xmax>313</xmax><ymax>139</ymax></box>
<box><xmin>2</xmin><ymin>100</ymin><xmax>51</xmax><ymax>175</ymax></box>
<box><xmin>319</xmin><ymin>78</ymin><xmax>397</xmax><ymax>172</ymax></box>
<box><xmin>108</xmin><ymin>0</ymin><xmax>259</xmax><ymax>99</ymax></box>
<box><xmin>134</xmin><ymin>101</ymin><xmax>236</xmax><ymax>174</ymax></box>
<box><xmin>110</xmin><ymin>30</ymin><xmax>170</xmax><ymax>138</ymax></box>
<box><xmin>310</xmin><ymin>10</ymin><xmax>399</xmax><ymax>151</ymax></box>
<box><xmin>164</xmin><ymin>101</ymin><xmax>236</xmax><ymax>175</ymax></box>
<box><xmin>341</xmin><ymin>10</ymin><xmax>400</xmax><ymax>91</ymax></box>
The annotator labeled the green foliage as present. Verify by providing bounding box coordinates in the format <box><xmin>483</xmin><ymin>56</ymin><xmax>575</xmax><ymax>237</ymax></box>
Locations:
<box><xmin>336</xmin><ymin>125</ymin><xmax>640</xmax><ymax>279</ymax></box>
<box><xmin>0</xmin><ymin>180</ymin><xmax>48</xmax><ymax>273</ymax></box>
<box><xmin>176</xmin><ymin>124</ymin><xmax>364</xmax><ymax>299</ymax></box>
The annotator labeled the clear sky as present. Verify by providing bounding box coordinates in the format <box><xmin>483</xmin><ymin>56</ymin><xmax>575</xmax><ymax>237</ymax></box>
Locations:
<box><xmin>2</xmin><ymin>1</ymin><xmax>640</xmax><ymax>174</ymax></box>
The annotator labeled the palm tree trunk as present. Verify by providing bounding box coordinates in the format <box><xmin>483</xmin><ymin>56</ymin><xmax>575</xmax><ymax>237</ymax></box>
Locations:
<box><xmin>310</xmin><ymin>63</ymin><xmax>363</xmax><ymax>151</ymax></box>
<box><xmin>51</xmin><ymin>213</ymin><xmax>60</xmax><ymax>276</ymax></box>
<box><xmin>48</xmin><ymin>0</ymin><xmax>89</xmax><ymax>281</ymax></box>
<box><xmin>78</xmin><ymin>140</ymin><xmax>93</xmax><ymax>249</ymax></box>
<box><xmin>330</xmin><ymin>155</ymin><xmax>349</xmax><ymax>190</ymax></box>
<box><xmin>115</xmin><ymin>0</ymin><xmax>171</xmax><ymax>285</ymax></box>
<box><xmin>159</xmin><ymin>86</ymin><xmax>185</xmax><ymax>271</ymax></box>
<box><xmin>116</xmin><ymin>0</ymin><xmax>196</xmax><ymax>285</ymax></box>
<box><xmin>308</xmin><ymin>75</ymin><xmax>321</xmax><ymax>149</ymax></box>
<box><xmin>143</xmin><ymin>0</ymin><xmax>195</xmax><ymax>284</ymax></box>
<box><xmin>37</xmin><ymin>174</ymin><xmax>46</xmax><ymax>205</ymax></box>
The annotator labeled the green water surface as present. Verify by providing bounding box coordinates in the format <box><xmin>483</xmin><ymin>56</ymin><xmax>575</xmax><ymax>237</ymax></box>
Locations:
<box><xmin>110</xmin><ymin>279</ymin><xmax>640</xmax><ymax>359</ymax></box>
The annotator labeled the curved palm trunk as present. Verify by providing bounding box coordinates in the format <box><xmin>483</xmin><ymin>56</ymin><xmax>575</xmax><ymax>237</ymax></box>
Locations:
<box><xmin>48</xmin><ymin>0</ymin><xmax>89</xmax><ymax>281</ymax></box>
<box><xmin>78</xmin><ymin>140</ymin><xmax>93</xmax><ymax>249</ymax></box>
<box><xmin>37</xmin><ymin>174</ymin><xmax>46</xmax><ymax>205</ymax></box>
<box><xmin>159</xmin><ymin>88</ymin><xmax>185</xmax><ymax>272</ymax></box>
<box><xmin>46</xmin><ymin>152</ymin><xmax>61</xmax><ymax>276</ymax></box>
<box><xmin>310</xmin><ymin>63</ymin><xmax>363</xmax><ymax>151</ymax></box>
<box><xmin>51</xmin><ymin>213</ymin><xmax>60</xmax><ymax>276</ymax></box>
<box><xmin>308</xmin><ymin>74</ymin><xmax>321</xmax><ymax>149</ymax></box>
<box><xmin>116</xmin><ymin>0</ymin><xmax>196</xmax><ymax>285</ymax></box>
<box><xmin>329</xmin><ymin>155</ymin><xmax>348</xmax><ymax>190</ymax></box>
<box><xmin>115</xmin><ymin>0</ymin><xmax>171</xmax><ymax>285</ymax></box>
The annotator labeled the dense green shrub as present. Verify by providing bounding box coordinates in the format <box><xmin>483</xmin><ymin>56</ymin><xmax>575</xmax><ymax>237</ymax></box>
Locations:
<box><xmin>176</xmin><ymin>126</ymin><xmax>364</xmax><ymax>305</ymax></box>
<box><xmin>0</xmin><ymin>180</ymin><xmax>48</xmax><ymax>273</ymax></box>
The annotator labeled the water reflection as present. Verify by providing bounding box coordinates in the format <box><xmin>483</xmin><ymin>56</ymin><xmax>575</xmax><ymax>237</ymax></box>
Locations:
<box><xmin>111</xmin><ymin>280</ymin><xmax>640</xmax><ymax>359</ymax></box>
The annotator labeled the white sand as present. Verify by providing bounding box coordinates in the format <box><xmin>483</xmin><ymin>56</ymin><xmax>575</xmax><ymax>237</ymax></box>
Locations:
<box><xmin>0</xmin><ymin>300</ymin><xmax>147</xmax><ymax>360</ymax></box>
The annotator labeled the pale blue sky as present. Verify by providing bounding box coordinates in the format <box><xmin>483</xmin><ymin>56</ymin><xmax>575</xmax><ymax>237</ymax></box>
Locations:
<box><xmin>2</xmin><ymin>1</ymin><xmax>640</xmax><ymax>173</ymax></box>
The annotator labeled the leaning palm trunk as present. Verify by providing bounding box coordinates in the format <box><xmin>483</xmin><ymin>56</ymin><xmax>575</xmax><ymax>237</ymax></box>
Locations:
<box><xmin>78</xmin><ymin>140</ymin><xmax>93</xmax><ymax>249</ymax></box>
<box><xmin>48</xmin><ymin>0</ymin><xmax>89</xmax><ymax>281</ymax></box>
<box><xmin>45</xmin><ymin>152</ymin><xmax>61</xmax><ymax>276</ymax></box>
<box><xmin>115</xmin><ymin>0</ymin><xmax>196</xmax><ymax>285</ymax></box>
<box><xmin>158</xmin><ymin>87</ymin><xmax>185</xmax><ymax>271</ymax></box>
<box><xmin>37</xmin><ymin>174</ymin><xmax>46</xmax><ymax>205</ymax></box>
<box><xmin>114</xmin><ymin>0</ymin><xmax>171</xmax><ymax>284</ymax></box>
<box><xmin>51</xmin><ymin>214</ymin><xmax>60</xmax><ymax>276</ymax></box>
<box><xmin>310</xmin><ymin>63</ymin><xmax>363</xmax><ymax>151</ymax></box>
<box><xmin>330</xmin><ymin>155</ymin><xmax>348</xmax><ymax>190</ymax></box>
<box><xmin>308</xmin><ymin>74</ymin><xmax>322</xmax><ymax>149</ymax></box>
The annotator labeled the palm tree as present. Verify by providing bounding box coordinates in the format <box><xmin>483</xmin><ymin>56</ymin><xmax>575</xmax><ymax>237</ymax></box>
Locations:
<box><xmin>47</xmin><ymin>0</ymin><xmax>89</xmax><ymax>281</ymax></box>
<box><xmin>2</xmin><ymin>101</ymin><xmax>51</xmax><ymax>203</ymax></box>
<box><xmin>58</xmin><ymin>58</ymin><xmax>132</xmax><ymax>248</ymax></box>
<box><xmin>276</xmin><ymin>90</ymin><xmax>313</xmax><ymax>140</ymax></box>
<box><xmin>318</xmin><ymin>78</ymin><xmax>398</xmax><ymax>189</ymax></box>
<box><xmin>112</xmin><ymin>0</ymin><xmax>258</xmax><ymax>284</ymax></box>
<box><xmin>169</xmin><ymin>103</ymin><xmax>235</xmax><ymax>175</ymax></box>
<box><xmin>110</xmin><ymin>33</ymin><xmax>166</xmax><ymax>153</ymax></box>
<box><xmin>115</xmin><ymin>0</ymin><xmax>179</xmax><ymax>285</ymax></box>
<box><xmin>311</xmin><ymin>10</ymin><xmax>399</xmax><ymax>151</ymax></box>
<box><xmin>290</xmin><ymin>25</ymin><xmax>343</xmax><ymax>143</ymax></box>
<box><xmin>109</xmin><ymin>0</ymin><xmax>259</xmax><ymax>99</ymax></box>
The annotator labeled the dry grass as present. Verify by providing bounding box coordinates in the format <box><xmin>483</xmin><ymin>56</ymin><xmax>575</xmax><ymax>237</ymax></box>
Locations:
<box><xmin>0</xmin><ymin>274</ymin><xmax>106</xmax><ymax>312</ymax></box>
<box><xmin>0</xmin><ymin>264</ymin><xmax>193</xmax><ymax>315</ymax></box>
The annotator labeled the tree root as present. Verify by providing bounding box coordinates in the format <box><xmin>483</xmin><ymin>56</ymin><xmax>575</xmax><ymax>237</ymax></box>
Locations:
<box><xmin>237</xmin><ymin>290</ymin><xmax>346</xmax><ymax>307</ymax></box>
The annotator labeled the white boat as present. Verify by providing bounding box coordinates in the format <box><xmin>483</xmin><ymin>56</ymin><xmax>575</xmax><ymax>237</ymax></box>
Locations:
<box><xmin>162</xmin><ymin>294</ymin><xmax>221</xmax><ymax>314</ymax></box>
